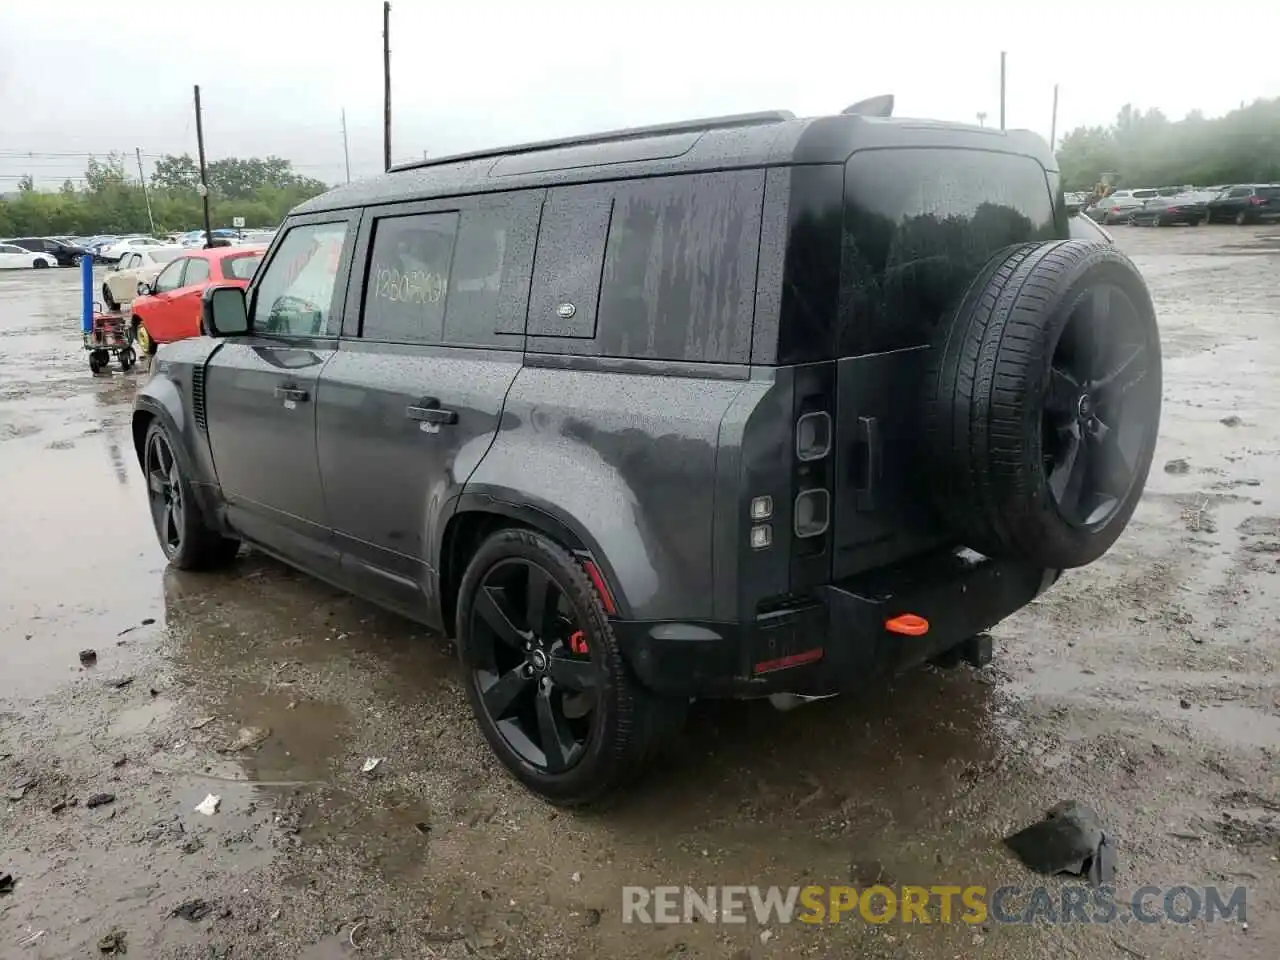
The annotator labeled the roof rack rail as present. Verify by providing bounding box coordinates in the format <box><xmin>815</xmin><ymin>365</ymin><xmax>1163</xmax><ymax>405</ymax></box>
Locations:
<box><xmin>387</xmin><ymin>110</ymin><xmax>796</xmax><ymax>174</ymax></box>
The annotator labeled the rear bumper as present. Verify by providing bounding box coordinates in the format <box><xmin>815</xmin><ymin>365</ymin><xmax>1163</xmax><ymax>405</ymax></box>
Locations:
<box><xmin>614</xmin><ymin>552</ymin><xmax>1058</xmax><ymax>699</ymax></box>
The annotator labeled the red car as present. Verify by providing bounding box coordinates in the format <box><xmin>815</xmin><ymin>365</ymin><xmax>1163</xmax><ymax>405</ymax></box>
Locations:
<box><xmin>129</xmin><ymin>246</ymin><xmax>266</xmax><ymax>354</ymax></box>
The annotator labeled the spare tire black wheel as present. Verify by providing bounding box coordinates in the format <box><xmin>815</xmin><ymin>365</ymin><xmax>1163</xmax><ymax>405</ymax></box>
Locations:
<box><xmin>922</xmin><ymin>240</ymin><xmax>1161</xmax><ymax>570</ymax></box>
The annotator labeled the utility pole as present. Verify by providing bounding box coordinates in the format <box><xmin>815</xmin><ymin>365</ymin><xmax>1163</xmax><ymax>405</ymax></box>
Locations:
<box><xmin>383</xmin><ymin>1</ymin><xmax>392</xmax><ymax>172</ymax></box>
<box><xmin>999</xmin><ymin>51</ymin><xmax>1007</xmax><ymax>130</ymax></box>
<box><xmin>193</xmin><ymin>85</ymin><xmax>214</xmax><ymax>249</ymax></box>
<box><xmin>135</xmin><ymin>146</ymin><xmax>156</xmax><ymax>235</ymax></box>
<box><xmin>1049</xmin><ymin>83</ymin><xmax>1060</xmax><ymax>152</ymax></box>
<box><xmin>341</xmin><ymin>108</ymin><xmax>352</xmax><ymax>183</ymax></box>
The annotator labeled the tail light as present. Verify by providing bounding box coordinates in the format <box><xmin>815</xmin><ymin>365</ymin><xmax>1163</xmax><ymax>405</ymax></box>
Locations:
<box><xmin>1167</xmin><ymin>207</ymin><xmax>1181</xmax><ymax>214</ymax></box>
<box><xmin>1249</xmin><ymin>196</ymin><xmax>1265</xmax><ymax>206</ymax></box>
<box><xmin>794</xmin><ymin>488</ymin><xmax>830</xmax><ymax>538</ymax></box>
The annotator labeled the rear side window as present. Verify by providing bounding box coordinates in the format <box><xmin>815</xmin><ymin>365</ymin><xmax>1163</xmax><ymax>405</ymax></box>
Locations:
<box><xmin>1133</xmin><ymin>189</ymin><xmax>1158</xmax><ymax>199</ymax></box>
<box><xmin>1258</xmin><ymin>187</ymin><xmax>1280</xmax><ymax>199</ymax></box>
<box><xmin>838</xmin><ymin>148</ymin><xmax>1057</xmax><ymax>356</ymax></box>
<box><xmin>224</xmin><ymin>254</ymin><xmax>261</xmax><ymax>280</ymax></box>
<box><xmin>597</xmin><ymin>172</ymin><xmax>762</xmax><ymax>364</ymax></box>
<box><xmin>1227</xmin><ymin>187</ymin><xmax>1251</xmax><ymax>198</ymax></box>
<box><xmin>362</xmin><ymin>212</ymin><xmax>459</xmax><ymax>343</ymax></box>
<box><xmin>527</xmin><ymin>171</ymin><xmax>765</xmax><ymax>362</ymax></box>
<box><xmin>185</xmin><ymin>259</ymin><xmax>211</xmax><ymax>285</ymax></box>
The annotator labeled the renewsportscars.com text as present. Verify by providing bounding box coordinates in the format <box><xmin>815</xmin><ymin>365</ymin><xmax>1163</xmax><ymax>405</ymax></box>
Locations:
<box><xmin>622</xmin><ymin>885</ymin><xmax>1247</xmax><ymax>925</ymax></box>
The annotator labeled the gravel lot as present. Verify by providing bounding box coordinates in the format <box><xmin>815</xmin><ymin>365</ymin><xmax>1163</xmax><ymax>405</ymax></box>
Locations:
<box><xmin>1</xmin><ymin>228</ymin><xmax>1278</xmax><ymax>959</ymax></box>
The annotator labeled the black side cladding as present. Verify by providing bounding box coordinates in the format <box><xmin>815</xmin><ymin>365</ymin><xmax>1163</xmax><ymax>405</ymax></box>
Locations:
<box><xmin>922</xmin><ymin>239</ymin><xmax>1161</xmax><ymax>569</ymax></box>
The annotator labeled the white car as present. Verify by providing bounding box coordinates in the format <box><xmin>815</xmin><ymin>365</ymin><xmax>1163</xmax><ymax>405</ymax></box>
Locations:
<box><xmin>101</xmin><ymin>246</ymin><xmax>186</xmax><ymax>310</ymax></box>
<box><xmin>98</xmin><ymin>236</ymin><xmax>169</xmax><ymax>262</ymax></box>
<box><xmin>0</xmin><ymin>243</ymin><xmax>57</xmax><ymax>269</ymax></box>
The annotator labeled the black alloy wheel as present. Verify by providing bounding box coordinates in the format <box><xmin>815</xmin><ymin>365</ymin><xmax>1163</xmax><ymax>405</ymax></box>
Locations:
<box><xmin>469</xmin><ymin>556</ymin><xmax>598</xmax><ymax>774</ymax></box>
<box><xmin>145</xmin><ymin>428</ymin><xmax>185</xmax><ymax>559</ymax></box>
<box><xmin>1043</xmin><ymin>282</ymin><xmax>1156</xmax><ymax>530</ymax></box>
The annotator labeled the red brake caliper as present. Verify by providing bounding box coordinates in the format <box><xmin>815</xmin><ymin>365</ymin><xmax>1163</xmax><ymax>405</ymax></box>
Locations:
<box><xmin>569</xmin><ymin>629</ymin><xmax>589</xmax><ymax>655</ymax></box>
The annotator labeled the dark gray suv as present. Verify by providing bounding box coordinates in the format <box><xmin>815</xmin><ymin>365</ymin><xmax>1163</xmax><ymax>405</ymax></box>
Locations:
<box><xmin>133</xmin><ymin>107</ymin><xmax>1162</xmax><ymax>805</ymax></box>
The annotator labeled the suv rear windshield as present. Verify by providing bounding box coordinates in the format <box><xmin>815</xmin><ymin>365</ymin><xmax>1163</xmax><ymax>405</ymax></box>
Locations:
<box><xmin>1258</xmin><ymin>187</ymin><xmax>1280</xmax><ymax>200</ymax></box>
<box><xmin>838</xmin><ymin>148</ymin><xmax>1057</xmax><ymax>356</ymax></box>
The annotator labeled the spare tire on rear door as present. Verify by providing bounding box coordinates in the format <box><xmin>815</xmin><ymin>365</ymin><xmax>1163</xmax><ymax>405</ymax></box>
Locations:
<box><xmin>922</xmin><ymin>239</ymin><xmax>1161</xmax><ymax>569</ymax></box>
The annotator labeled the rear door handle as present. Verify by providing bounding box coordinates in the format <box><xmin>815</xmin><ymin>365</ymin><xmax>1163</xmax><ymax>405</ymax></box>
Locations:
<box><xmin>854</xmin><ymin>415</ymin><xmax>880</xmax><ymax>512</ymax></box>
<box><xmin>273</xmin><ymin>385</ymin><xmax>310</xmax><ymax>403</ymax></box>
<box><xmin>406</xmin><ymin>398</ymin><xmax>457</xmax><ymax>425</ymax></box>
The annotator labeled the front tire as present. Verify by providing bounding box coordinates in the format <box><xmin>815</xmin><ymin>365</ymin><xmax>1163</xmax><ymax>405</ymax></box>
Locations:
<box><xmin>457</xmin><ymin>528</ymin><xmax>684</xmax><ymax>806</ymax></box>
<box><xmin>143</xmin><ymin>421</ymin><xmax>240</xmax><ymax>569</ymax></box>
<box><xmin>133</xmin><ymin>318</ymin><xmax>156</xmax><ymax>356</ymax></box>
<box><xmin>33</xmin><ymin>259</ymin><xmax>49</xmax><ymax>269</ymax></box>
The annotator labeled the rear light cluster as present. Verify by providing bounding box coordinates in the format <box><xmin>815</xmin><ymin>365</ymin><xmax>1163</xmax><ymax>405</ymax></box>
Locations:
<box><xmin>793</xmin><ymin>411</ymin><xmax>832</xmax><ymax>539</ymax></box>
<box><xmin>751</xmin><ymin>410</ymin><xmax>834</xmax><ymax>550</ymax></box>
<box><xmin>1249</xmin><ymin>196</ymin><xmax>1266</xmax><ymax>206</ymax></box>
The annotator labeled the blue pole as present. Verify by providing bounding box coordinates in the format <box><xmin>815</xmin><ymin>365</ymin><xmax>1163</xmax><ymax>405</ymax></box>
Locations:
<box><xmin>81</xmin><ymin>253</ymin><xmax>94</xmax><ymax>334</ymax></box>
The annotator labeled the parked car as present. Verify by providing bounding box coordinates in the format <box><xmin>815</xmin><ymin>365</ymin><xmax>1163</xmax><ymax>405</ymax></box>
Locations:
<box><xmin>1</xmin><ymin>236</ymin><xmax>88</xmax><ymax>266</ymax></box>
<box><xmin>1205</xmin><ymin>184</ymin><xmax>1280</xmax><ymax>225</ymax></box>
<box><xmin>0</xmin><ymin>242</ymin><xmax>57</xmax><ymax>269</ymax></box>
<box><xmin>1127</xmin><ymin>196</ymin><xmax>1210</xmax><ymax>227</ymax></box>
<box><xmin>1086</xmin><ymin>188</ymin><xmax>1158</xmax><ymax>224</ymax></box>
<box><xmin>99</xmin><ymin>236</ymin><xmax>169</xmax><ymax>262</ymax></box>
<box><xmin>80</xmin><ymin>236</ymin><xmax>120</xmax><ymax>256</ymax></box>
<box><xmin>101</xmin><ymin>246</ymin><xmax>185</xmax><ymax>310</ymax></box>
<box><xmin>127</xmin><ymin>246</ymin><xmax>265</xmax><ymax>354</ymax></box>
<box><xmin>134</xmin><ymin>106</ymin><xmax>1162</xmax><ymax>804</ymax></box>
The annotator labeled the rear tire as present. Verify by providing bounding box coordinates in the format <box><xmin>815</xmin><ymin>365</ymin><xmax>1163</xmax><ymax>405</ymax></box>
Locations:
<box><xmin>922</xmin><ymin>240</ymin><xmax>1162</xmax><ymax>569</ymax></box>
<box><xmin>33</xmin><ymin>259</ymin><xmax>49</xmax><ymax>269</ymax></box>
<box><xmin>1235</xmin><ymin>210</ymin><xmax>1249</xmax><ymax>225</ymax></box>
<box><xmin>457</xmin><ymin>528</ymin><xmax>685</xmax><ymax>806</ymax></box>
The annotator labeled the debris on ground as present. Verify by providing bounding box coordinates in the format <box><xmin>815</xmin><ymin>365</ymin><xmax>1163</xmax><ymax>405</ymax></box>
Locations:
<box><xmin>86</xmin><ymin>792</ymin><xmax>116</xmax><ymax>808</ymax></box>
<box><xmin>17</xmin><ymin>929</ymin><xmax>45</xmax><ymax>947</ymax></box>
<box><xmin>1180</xmin><ymin>698</ymin><xmax>1193</xmax><ymax>709</ymax></box>
<box><xmin>79</xmin><ymin>649</ymin><xmax>98</xmax><ymax>666</ymax></box>
<box><xmin>219</xmin><ymin>726</ymin><xmax>270</xmax><ymax>753</ymax></box>
<box><xmin>109</xmin><ymin>676</ymin><xmax>134</xmax><ymax>690</ymax></box>
<box><xmin>1220</xmin><ymin>415</ymin><xmax>1243</xmax><ymax>427</ymax></box>
<box><xmin>97</xmin><ymin>929</ymin><xmax>127</xmax><ymax>954</ymax></box>
<box><xmin>413</xmin><ymin>821</ymin><xmax>431</xmax><ymax>836</ymax></box>
<box><xmin>1004</xmin><ymin>800</ymin><xmax>1117</xmax><ymax>885</ymax></box>
<box><xmin>171</xmin><ymin>899</ymin><xmax>214</xmax><ymax>922</ymax></box>
<box><xmin>195</xmin><ymin>794</ymin><xmax>221</xmax><ymax>816</ymax></box>
<box><xmin>1164</xmin><ymin>457</ymin><xmax>1191</xmax><ymax>474</ymax></box>
<box><xmin>51</xmin><ymin>798</ymin><xmax>71</xmax><ymax>814</ymax></box>
<box><xmin>8</xmin><ymin>775</ymin><xmax>35</xmax><ymax>801</ymax></box>
<box><xmin>141</xmin><ymin>617</ymin><xmax>156</xmax><ymax>626</ymax></box>
<box><xmin>112</xmin><ymin>756</ymin><xmax>128</xmax><ymax>768</ymax></box>
<box><xmin>189</xmin><ymin>716</ymin><xmax>216</xmax><ymax>730</ymax></box>
<box><xmin>583</xmin><ymin>908</ymin><xmax>602</xmax><ymax>928</ymax></box>
<box><xmin>0</xmin><ymin>873</ymin><xmax>14</xmax><ymax>894</ymax></box>
<box><xmin>361</xmin><ymin>756</ymin><xmax>385</xmax><ymax>775</ymax></box>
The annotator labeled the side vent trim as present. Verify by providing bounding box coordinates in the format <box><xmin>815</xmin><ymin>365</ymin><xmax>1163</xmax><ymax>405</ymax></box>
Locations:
<box><xmin>192</xmin><ymin>366</ymin><xmax>207</xmax><ymax>432</ymax></box>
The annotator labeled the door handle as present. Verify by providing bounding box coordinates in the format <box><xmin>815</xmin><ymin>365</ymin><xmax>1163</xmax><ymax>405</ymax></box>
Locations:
<box><xmin>273</xmin><ymin>385</ymin><xmax>310</xmax><ymax>403</ymax></box>
<box><xmin>854</xmin><ymin>415</ymin><xmax>880</xmax><ymax>512</ymax></box>
<box><xmin>406</xmin><ymin>398</ymin><xmax>457</xmax><ymax>425</ymax></box>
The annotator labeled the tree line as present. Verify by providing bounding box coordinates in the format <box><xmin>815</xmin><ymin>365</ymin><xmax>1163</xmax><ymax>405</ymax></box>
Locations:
<box><xmin>0</xmin><ymin>152</ymin><xmax>329</xmax><ymax>238</ymax></box>
<box><xmin>1056</xmin><ymin>96</ymin><xmax>1280</xmax><ymax>192</ymax></box>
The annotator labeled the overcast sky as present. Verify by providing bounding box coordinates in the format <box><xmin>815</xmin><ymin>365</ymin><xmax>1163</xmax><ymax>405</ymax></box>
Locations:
<box><xmin>1</xmin><ymin>0</ymin><xmax>1275</xmax><ymax>189</ymax></box>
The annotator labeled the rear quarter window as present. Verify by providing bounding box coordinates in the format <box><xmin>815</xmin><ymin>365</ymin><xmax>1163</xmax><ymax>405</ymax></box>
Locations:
<box><xmin>224</xmin><ymin>254</ymin><xmax>261</xmax><ymax>280</ymax></box>
<box><xmin>838</xmin><ymin>148</ymin><xmax>1057</xmax><ymax>356</ymax></box>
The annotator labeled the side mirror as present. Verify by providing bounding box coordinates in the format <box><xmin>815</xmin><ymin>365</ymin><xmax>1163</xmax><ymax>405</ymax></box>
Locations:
<box><xmin>202</xmin><ymin>285</ymin><xmax>250</xmax><ymax>338</ymax></box>
<box><xmin>137</xmin><ymin>281</ymin><xmax>151</xmax><ymax>296</ymax></box>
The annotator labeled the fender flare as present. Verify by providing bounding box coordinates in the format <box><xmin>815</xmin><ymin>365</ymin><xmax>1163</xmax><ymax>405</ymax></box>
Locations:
<box><xmin>132</xmin><ymin>382</ymin><xmax>223</xmax><ymax>524</ymax></box>
<box><xmin>441</xmin><ymin>489</ymin><xmax>630</xmax><ymax>619</ymax></box>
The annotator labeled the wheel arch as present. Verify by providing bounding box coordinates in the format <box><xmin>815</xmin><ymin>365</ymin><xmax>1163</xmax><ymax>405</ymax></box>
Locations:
<box><xmin>133</xmin><ymin>371</ymin><xmax>224</xmax><ymax>527</ymax></box>
<box><xmin>438</xmin><ymin>492</ymin><xmax>620</xmax><ymax>639</ymax></box>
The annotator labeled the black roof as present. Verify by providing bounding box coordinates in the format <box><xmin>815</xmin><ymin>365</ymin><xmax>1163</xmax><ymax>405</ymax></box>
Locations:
<box><xmin>296</xmin><ymin>111</ymin><xmax>1057</xmax><ymax>215</ymax></box>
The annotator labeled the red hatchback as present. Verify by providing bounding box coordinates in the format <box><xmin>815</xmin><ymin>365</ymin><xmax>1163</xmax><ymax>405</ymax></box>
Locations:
<box><xmin>129</xmin><ymin>246</ymin><xmax>266</xmax><ymax>354</ymax></box>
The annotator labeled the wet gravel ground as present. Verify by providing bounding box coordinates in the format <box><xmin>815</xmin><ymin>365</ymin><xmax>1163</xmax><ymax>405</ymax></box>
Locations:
<box><xmin>2</xmin><ymin>230</ymin><xmax>1278</xmax><ymax>959</ymax></box>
